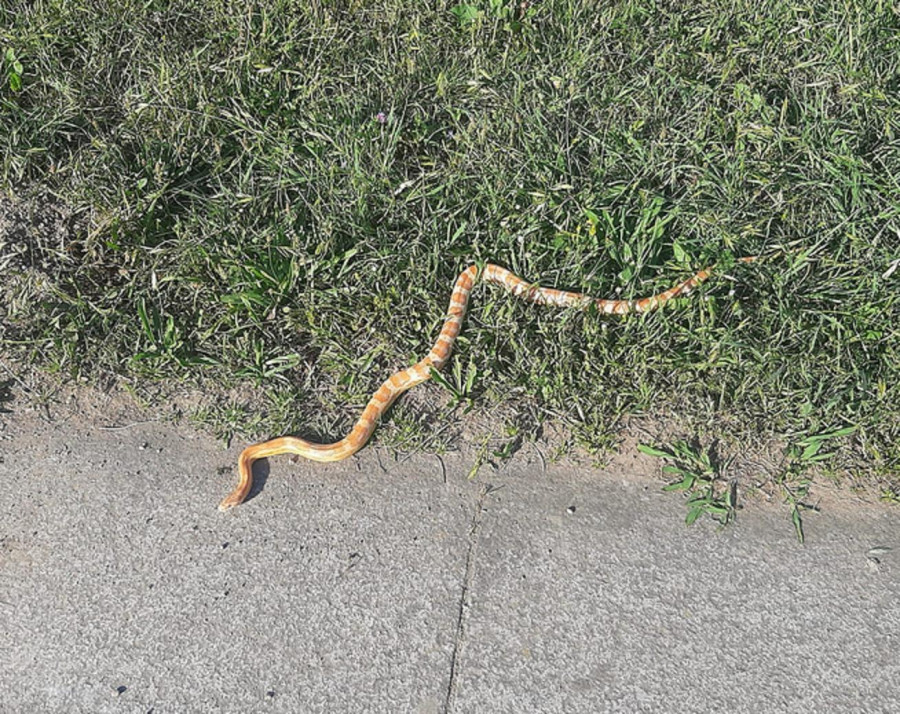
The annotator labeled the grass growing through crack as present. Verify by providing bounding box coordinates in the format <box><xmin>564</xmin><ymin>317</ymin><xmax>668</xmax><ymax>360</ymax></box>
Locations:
<box><xmin>0</xmin><ymin>1</ymin><xmax>899</xmax><ymax>497</ymax></box>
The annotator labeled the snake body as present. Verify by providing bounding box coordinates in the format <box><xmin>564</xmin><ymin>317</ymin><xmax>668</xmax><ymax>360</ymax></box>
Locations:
<box><xmin>220</xmin><ymin>258</ymin><xmax>754</xmax><ymax>510</ymax></box>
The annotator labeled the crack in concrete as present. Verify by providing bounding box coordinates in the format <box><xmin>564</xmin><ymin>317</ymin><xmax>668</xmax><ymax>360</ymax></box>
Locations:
<box><xmin>444</xmin><ymin>483</ymin><xmax>490</xmax><ymax>713</ymax></box>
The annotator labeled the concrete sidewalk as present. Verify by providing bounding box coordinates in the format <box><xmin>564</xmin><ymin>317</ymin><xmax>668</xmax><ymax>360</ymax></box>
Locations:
<box><xmin>1</xmin><ymin>411</ymin><xmax>898</xmax><ymax>713</ymax></box>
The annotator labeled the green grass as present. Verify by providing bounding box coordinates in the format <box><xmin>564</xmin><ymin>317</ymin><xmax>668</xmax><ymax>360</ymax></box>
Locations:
<box><xmin>1</xmin><ymin>1</ymin><xmax>898</xmax><ymax>497</ymax></box>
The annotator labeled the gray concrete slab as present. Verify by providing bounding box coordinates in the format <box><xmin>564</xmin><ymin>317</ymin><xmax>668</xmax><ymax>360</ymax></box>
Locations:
<box><xmin>453</xmin><ymin>470</ymin><xmax>900</xmax><ymax>713</ymax></box>
<box><xmin>1</xmin><ymin>416</ymin><xmax>474</xmax><ymax>713</ymax></box>
<box><xmin>1</xmin><ymin>411</ymin><xmax>899</xmax><ymax>713</ymax></box>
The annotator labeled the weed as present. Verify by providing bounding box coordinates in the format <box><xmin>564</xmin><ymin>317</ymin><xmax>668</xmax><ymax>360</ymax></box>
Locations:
<box><xmin>429</xmin><ymin>360</ymin><xmax>480</xmax><ymax>412</ymax></box>
<box><xmin>638</xmin><ymin>441</ymin><xmax>737</xmax><ymax>527</ymax></box>
<box><xmin>467</xmin><ymin>434</ymin><xmax>493</xmax><ymax>481</ymax></box>
<box><xmin>776</xmin><ymin>427</ymin><xmax>857</xmax><ymax>543</ymax></box>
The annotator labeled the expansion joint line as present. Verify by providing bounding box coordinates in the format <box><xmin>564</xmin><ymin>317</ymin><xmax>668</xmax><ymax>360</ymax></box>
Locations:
<box><xmin>444</xmin><ymin>483</ymin><xmax>490</xmax><ymax>713</ymax></box>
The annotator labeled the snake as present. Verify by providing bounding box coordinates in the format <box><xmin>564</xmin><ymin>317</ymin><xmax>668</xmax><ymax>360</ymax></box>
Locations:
<box><xmin>219</xmin><ymin>257</ymin><xmax>755</xmax><ymax>510</ymax></box>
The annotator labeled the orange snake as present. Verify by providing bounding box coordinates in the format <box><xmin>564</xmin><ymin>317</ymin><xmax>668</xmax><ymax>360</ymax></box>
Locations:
<box><xmin>220</xmin><ymin>258</ymin><xmax>754</xmax><ymax>510</ymax></box>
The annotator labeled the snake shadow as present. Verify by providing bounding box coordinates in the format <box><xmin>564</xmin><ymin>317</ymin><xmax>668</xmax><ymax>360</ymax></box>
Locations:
<box><xmin>218</xmin><ymin>458</ymin><xmax>272</xmax><ymax>506</ymax></box>
<box><xmin>243</xmin><ymin>458</ymin><xmax>272</xmax><ymax>505</ymax></box>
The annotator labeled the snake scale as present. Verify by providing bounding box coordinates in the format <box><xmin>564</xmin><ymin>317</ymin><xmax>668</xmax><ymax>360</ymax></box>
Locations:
<box><xmin>220</xmin><ymin>258</ymin><xmax>754</xmax><ymax>510</ymax></box>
